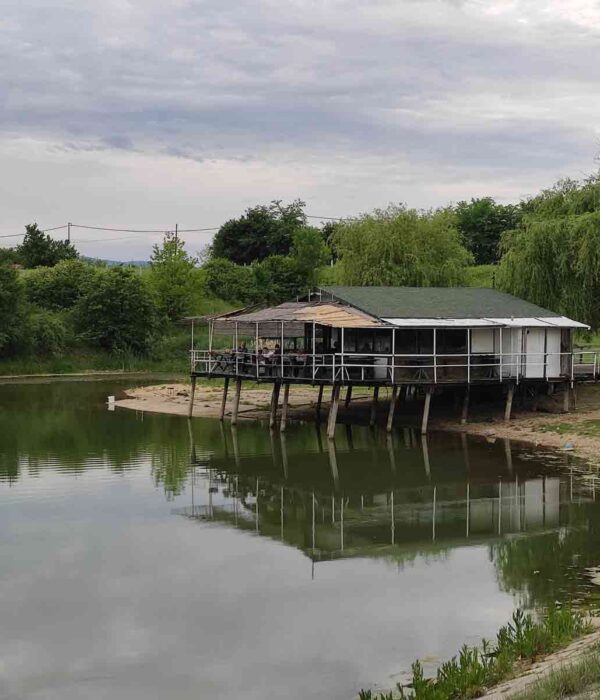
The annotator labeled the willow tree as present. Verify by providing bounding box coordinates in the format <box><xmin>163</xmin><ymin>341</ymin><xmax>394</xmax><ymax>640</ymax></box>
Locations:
<box><xmin>333</xmin><ymin>205</ymin><xmax>473</xmax><ymax>286</ymax></box>
<box><xmin>497</xmin><ymin>174</ymin><xmax>600</xmax><ymax>329</ymax></box>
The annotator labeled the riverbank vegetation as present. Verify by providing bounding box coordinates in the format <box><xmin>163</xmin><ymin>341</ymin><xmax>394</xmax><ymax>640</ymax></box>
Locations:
<box><xmin>358</xmin><ymin>607</ymin><xmax>592</xmax><ymax>699</ymax></box>
<box><xmin>2</xmin><ymin>172</ymin><xmax>600</xmax><ymax>375</ymax></box>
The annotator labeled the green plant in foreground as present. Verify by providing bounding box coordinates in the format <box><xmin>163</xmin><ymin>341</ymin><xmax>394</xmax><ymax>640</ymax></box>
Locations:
<box><xmin>359</xmin><ymin>607</ymin><xmax>592</xmax><ymax>700</ymax></box>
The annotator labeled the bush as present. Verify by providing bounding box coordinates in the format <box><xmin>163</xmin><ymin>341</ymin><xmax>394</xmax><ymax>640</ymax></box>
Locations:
<box><xmin>26</xmin><ymin>310</ymin><xmax>69</xmax><ymax>355</ymax></box>
<box><xmin>24</xmin><ymin>259</ymin><xmax>90</xmax><ymax>310</ymax></box>
<box><xmin>0</xmin><ymin>264</ymin><xmax>27</xmax><ymax>357</ymax></box>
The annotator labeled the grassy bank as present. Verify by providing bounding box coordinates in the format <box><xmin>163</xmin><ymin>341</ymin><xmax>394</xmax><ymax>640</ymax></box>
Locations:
<box><xmin>358</xmin><ymin>607</ymin><xmax>592</xmax><ymax>700</ymax></box>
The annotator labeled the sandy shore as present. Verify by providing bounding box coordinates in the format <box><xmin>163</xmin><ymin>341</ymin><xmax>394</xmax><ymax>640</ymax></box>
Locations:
<box><xmin>115</xmin><ymin>382</ymin><xmax>600</xmax><ymax>463</ymax></box>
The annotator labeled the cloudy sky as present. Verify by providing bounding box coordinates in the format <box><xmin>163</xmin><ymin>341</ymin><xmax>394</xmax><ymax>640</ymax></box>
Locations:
<box><xmin>1</xmin><ymin>0</ymin><xmax>599</xmax><ymax>259</ymax></box>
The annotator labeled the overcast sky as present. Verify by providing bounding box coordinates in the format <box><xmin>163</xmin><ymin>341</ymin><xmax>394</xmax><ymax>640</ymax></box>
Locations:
<box><xmin>1</xmin><ymin>0</ymin><xmax>599</xmax><ymax>260</ymax></box>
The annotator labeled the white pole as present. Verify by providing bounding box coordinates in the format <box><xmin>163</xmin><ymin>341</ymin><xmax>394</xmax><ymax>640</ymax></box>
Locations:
<box><xmin>499</xmin><ymin>326</ymin><xmax>503</xmax><ymax>381</ymax></box>
<box><xmin>255</xmin><ymin>322</ymin><xmax>259</xmax><ymax>378</ymax></box>
<box><xmin>433</xmin><ymin>328</ymin><xmax>437</xmax><ymax>383</ymax></box>
<box><xmin>281</xmin><ymin>321</ymin><xmax>284</xmax><ymax>378</ymax></box>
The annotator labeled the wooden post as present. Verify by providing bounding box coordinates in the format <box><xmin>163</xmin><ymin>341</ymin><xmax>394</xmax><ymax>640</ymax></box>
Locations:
<box><xmin>563</xmin><ymin>383</ymin><xmax>571</xmax><ymax>413</ymax></box>
<box><xmin>280</xmin><ymin>383</ymin><xmax>290</xmax><ymax>433</ymax></box>
<box><xmin>327</xmin><ymin>384</ymin><xmax>341</xmax><ymax>439</ymax></box>
<box><xmin>315</xmin><ymin>384</ymin><xmax>324</xmax><ymax>422</ymax></box>
<box><xmin>421</xmin><ymin>387</ymin><xmax>433</xmax><ymax>434</ymax></box>
<box><xmin>370</xmin><ymin>386</ymin><xmax>379</xmax><ymax>427</ymax></box>
<box><xmin>386</xmin><ymin>385</ymin><xmax>399</xmax><ymax>433</ymax></box>
<box><xmin>460</xmin><ymin>387</ymin><xmax>470</xmax><ymax>425</ymax></box>
<box><xmin>504</xmin><ymin>383</ymin><xmax>515</xmax><ymax>422</ymax></box>
<box><xmin>219</xmin><ymin>377</ymin><xmax>230</xmax><ymax>421</ymax></box>
<box><xmin>188</xmin><ymin>375</ymin><xmax>197</xmax><ymax>418</ymax></box>
<box><xmin>344</xmin><ymin>384</ymin><xmax>353</xmax><ymax>408</ymax></box>
<box><xmin>270</xmin><ymin>382</ymin><xmax>281</xmax><ymax>429</ymax></box>
<box><xmin>231</xmin><ymin>378</ymin><xmax>242</xmax><ymax>425</ymax></box>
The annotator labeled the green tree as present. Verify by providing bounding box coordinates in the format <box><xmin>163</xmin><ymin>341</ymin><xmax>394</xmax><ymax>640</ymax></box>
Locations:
<box><xmin>211</xmin><ymin>200</ymin><xmax>307</xmax><ymax>264</ymax></box>
<box><xmin>203</xmin><ymin>257</ymin><xmax>254</xmax><ymax>303</ymax></box>
<box><xmin>149</xmin><ymin>233</ymin><xmax>197</xmax><ymax>320</ymax></box>
<box><xmin>334</xmin><ymin>205</ymin><xmax>473</xmax><ymax>286</ymax></box>
<box><xmin>74</xmin><ymin>267</ymin><xmax>158</xmax><ymax>353</ymax></box>
<box><xmin>0</xmin><ymin>247</ymin><xmax>18</xmax><ymax>266</ymax></box>
<box><xmin>0</xmin><ymin>265</ymin><xmax>25</xmax><ymax>356</ymax></box>
<box><xmin>252</xmin><ymin>255</ymin><xmax>305</xmax><ymax>304</ymax></box>
<box><xmin>497</xmin><ymin>174</ymin><xmax>600</xmax><ymax>328</ymax></box>
<box><xmin>455</xmin><ymin>198</ymin><xmax>522</xmax><ymax>265</ymax></box>
<box><xmin>291</xmin><ymin>227</ymin><xmax>330</xmax><ymax>288</ymax></box>
<box><xmin>17</xmin><ymin>224</ymin><xmax>78</xmax><ymax>268</ymax></box>
<box><xmin>24</xmin><ymin>259</ymin><xmax>89</xmax><ymax>310</ymax></box>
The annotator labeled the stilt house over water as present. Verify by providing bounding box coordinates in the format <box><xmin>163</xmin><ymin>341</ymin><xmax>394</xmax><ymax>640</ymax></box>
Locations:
<box><xmin>189</xmin><ymin>286</ymin><xmax>594</xmax><ymax>436</ymax></box>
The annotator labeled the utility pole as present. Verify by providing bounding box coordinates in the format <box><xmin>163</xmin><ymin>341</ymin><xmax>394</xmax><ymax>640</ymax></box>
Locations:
<box><xmin>67</xmin><ymin>222</ymin><xmax>71</xmax><ymax>244</ymax></box>
<box><xmin>175</xmin><ymin>223</ymin><xmax>178</xmax><ymax>242</ymax></box>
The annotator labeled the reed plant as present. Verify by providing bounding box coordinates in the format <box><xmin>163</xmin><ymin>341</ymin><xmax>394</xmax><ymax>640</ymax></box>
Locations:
<box><xmin>358</xmin><ymin>606</ymin><xmax>591</xmax><ymax>700</ymax></box>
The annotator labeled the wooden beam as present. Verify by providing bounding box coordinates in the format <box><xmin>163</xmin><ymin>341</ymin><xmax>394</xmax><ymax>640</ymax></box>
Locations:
<box><xmin>386</xmin><ymin>385</ymin><xmax>399</xmax><ymax>433</ymax></box>
<box><xmin>421</xmin><ymin>387</ymin><xmax>433</xmax><ymax>434</ymax></box>
<box><xmin>369</xmin><ymin>386</ymin><xmax>379</xmax><ymax>427</ymax></box>
<box><xmin>231</xmin><ymin>378</ymin><xmax>242</xmax><ymax>425</ymax></box>
<box><xmin>315</xmin><ymin>384</ymin><xmax>324</xmax><ymax>422</ymax></box>
<box><xmin>460</xmin><ymin>387</ymin><xmax>470</xmax><ymax>425</ymax></box>
<box><xmin>280</xmin><ymin>383</ymin><xmax>290</xmax><ymax>433</ymax></box>
<box><xmin>219</xmin><ymin>377</ymin><xmax>230</xmax><ymax>421</ymax></box>
<box><xmin>344</xmin><ymin>385</ymin><xmax>353</xmax><ymax>408</ymax></box>
<box><xmin>504</xmin><ymin>383</ymin><xmax>515</xmax><ymax>422</ymax></box>
<box><xmin>327</xmin><ymin>384</ymin><xmax>341</xmax><ymax>439</ymax></box>
<box><xmin>563</xmin><ymin>383</ymin><xmax>571</xmax><ymax>413</ymax></box>
<box><xmin>187</xmin><ymin>375</ymin><xmax>197</xmax><ymax>418</ymax></box>
<box><xmin>269</xmin><ymin>382</ymin><xmax>281</xmax><ymax>429</ymax></box>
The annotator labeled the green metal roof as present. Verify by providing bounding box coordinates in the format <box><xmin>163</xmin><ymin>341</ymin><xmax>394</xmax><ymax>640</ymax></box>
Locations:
<box><xmin>320</xmin><ymin>286</ymin><xmax>562</xmax><ymax>319</ymax></box>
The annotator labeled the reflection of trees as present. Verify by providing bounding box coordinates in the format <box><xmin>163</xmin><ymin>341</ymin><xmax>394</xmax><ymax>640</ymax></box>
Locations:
<box><xmin>490</xmin><ymin>504</ymin><xmax>600</xmax><ymax>608</ymax></box>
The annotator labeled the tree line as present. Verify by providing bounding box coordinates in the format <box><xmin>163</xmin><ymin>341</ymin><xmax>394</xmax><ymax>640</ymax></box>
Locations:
<box><xmin>1</xmin><ymin>172</ymin><xmax>600</xmax><ymax>366</ymax></box>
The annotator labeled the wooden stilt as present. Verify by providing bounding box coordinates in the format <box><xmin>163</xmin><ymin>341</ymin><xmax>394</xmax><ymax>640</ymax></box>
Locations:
<box><xmin>504</xmin><ymin>383</ymin><xmax>515</xmax><ymax>422</ymax></box>
<box><xmin>280</xmin><ymin>383</ymin><xmax>290</xmax><ymax>433</ymax></box>
<box><xmin>231</xmin><ymin>378</ymin><xmax>242</xmax><ymax>425</ymax></box>
<box><xmin>315</xmin><ymin>384</ymin><xmax>324</xmax><ymax>422</ymax></box>
<box><xmin>369</xmin><ymin>386</ymin><xmax>379</xmax><ymax>427</ymax></box>
<box><xmin>460</xmin><ymin>387</ymin><xmax>470</xmax><ymax>425</ymax></box>
<box><xmin>327</xmin><ymin>384</ymin><xmax>341</xmax><ymax>439</ymax></box>
<box><xmin>270</xmin><ymin>382</ymin><xmax>281</xmax><ymax>429</ymax></box>
<box><xmin>188</xmin><ymin>375</ymin><xmax>197</xmax><ymax>418</ymax></box>
<box><xmin>219</xmin><ymin>377</ymin><xmax>230</xmax><ymax>421</ymax></box>
<box><xmin>563</xmin><ymin>383</ymin><xmax>571</xmax><ymax>413</ymax></box>
<box><xmin>421</xmin><ymin>387</ymin><xmax>433</xmax><ymax>434</ymax></box>
<box><xmin>344</xmin><ymin>385</ymin><xmax>353</xmax><ymax>408</ymax></box>
<box><xmin>386</xmin><ymin>385</ymin><xmax>399</xmax><ymax>433</ymax></box>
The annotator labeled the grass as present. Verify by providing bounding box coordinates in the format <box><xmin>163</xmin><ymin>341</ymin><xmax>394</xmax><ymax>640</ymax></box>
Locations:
<box><xmin>513</xmin><ymin>646</ymin><xmax>600</xmax><ymax>700</ymax></box>
<box><xmin>358</xmin><ymin>607</ymin><xmax>592</xmax><ymax>700</ymax></box>
<box><xmin>539</xmin><ymin>420</ymin><xmax>600</xmax><ymax>438</ymax></box>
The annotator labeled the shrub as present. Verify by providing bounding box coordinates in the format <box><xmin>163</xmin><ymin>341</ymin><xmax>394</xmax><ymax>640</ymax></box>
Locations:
<box><xmin>26</xmin><ymin>310</ymin><xmax>69</xmax><ymax>355</ymax></box>
<box><xmin>24</xmin><ymin>259</ymin><xmax>90</xmax><ymax>310</ymax></box>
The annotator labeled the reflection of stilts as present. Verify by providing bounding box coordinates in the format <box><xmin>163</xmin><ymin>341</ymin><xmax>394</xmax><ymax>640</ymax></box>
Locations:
<box><xmin>422</xmin><ymin>434</ymin><xmax>431</xmax><ymax>479</ymax></box>
<box><xmin>340</xmin><ymin>494</ymin><xmax>344</xmax><ymax>551</ymax></box>
<box><xmin>387</xmin><ymin>434</ymin><xmax>396</xmax><ymax>474</ymax></box>
<box><xmin>279</xmin><ymin>432</ymin><xmax>289</xmax><ymax>480</ymax></box>
<box><xmin>315</xmin><ymin>422</ymin><xmax>324</xmax><ymax>453</ymax></box>
<box><xmin>231</xmin><ymin>425</ymin><xmax>240</xmax><ymax>469</ymax></box>
<box><xmin>345</xmin><ymin>424</ymin><xmax>354</xmax><ymax>450</ymax></box>
<box><xmin>432</xmin><ymin>486</ymin><xmax>437</xmax><ymax>541</ymax></box>
<box><xmin>187</xmin><ymin>416</ymin><xmax>196</xmax><ymax>464</ymax></box>
<box><xmin>504</xmin><ymin>438</ymin><xmax>513</xmax><ymax>474</ymax></box>
<box><xmin>255</xmin><ymin>477</ymin><xmax>259</xmax><ymax>532</ymax></box>
<box><xmin>328</xmin><ymin>439</ymin><xmax>340</xmax><ymax>490</ymax></box>
<box><xmin>370</xmin><ymin>386</ymin><xmax>379</xmax><ymax>428</ymax></box>
<box><xmin>466</xmin><ymin>482</ymin><xmax>470</xmax><ymax>537</ymax></box>
<box><xmin>498</xmin><ymin>479</ymin><xmax>502</xmax><ymax>535</ymax></box>
<box><xmin>280</xmin><ymin>486</ymin><xmax>284</xmax><ymax>540</ymax></box>
<box><xmin>312</xmin><ymin>491</ymin><xmax>316</xmax><ymax>552</ymax></box>
<box><xmin>390</xmin><ymin>490</ymin><xmax>395</xmax><ymax>545</ymax></box>
<box><xmin>220</xmin><ymin>421</ymin><xmax>230</xmax><ymax>457</ymax></box>
<box><xmin>460</xmin><ymin>432</ymin><xmax>470</xmax><ymax>473</ymax></box>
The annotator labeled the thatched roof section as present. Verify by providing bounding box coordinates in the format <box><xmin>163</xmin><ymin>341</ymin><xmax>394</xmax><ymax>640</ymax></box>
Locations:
<box><xmin>211</xmin><ymin>301</ymin><xmax>385</xmax><ymax>337</ymax></box>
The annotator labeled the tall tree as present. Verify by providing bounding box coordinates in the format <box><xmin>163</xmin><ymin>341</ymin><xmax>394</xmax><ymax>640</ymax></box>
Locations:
<box><xmin>17</xmin><ymin>224</ymin><xmax>78</xmax><ymax>268</ymax></box>
<box><xmin>149</xmin><ymin>233</ymin><xmax>197</xmax><ymax>320</ymax></box>
<box><xmin>211</xmin><ymin>200</ymin><xmax>307</xmax><ymax>264</ymax></box>
<box><xmin>0</xmin><ymin>265</ymin><xmax>25</xmax><ymax>356</ymax></box>
<box><xmin>333</xmin><ymin>205</ymin><xmax>473</xmax><ymax>286</ymax></box>
<box><xmin>455</xmin><ymin>198</ymin><xmax>522</xmax><ymax>265</ymax></box>
<box><xmin>291</xmin><ymin>227</ymin><xmax>330</xmax><ymax>288</ymax></box>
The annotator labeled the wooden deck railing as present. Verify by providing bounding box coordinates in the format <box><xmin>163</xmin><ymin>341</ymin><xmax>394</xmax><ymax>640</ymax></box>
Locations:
<box><xmin>190</xmin><ymin>349</ymin><xmax>600</xmax><ymax>384</ymax></box>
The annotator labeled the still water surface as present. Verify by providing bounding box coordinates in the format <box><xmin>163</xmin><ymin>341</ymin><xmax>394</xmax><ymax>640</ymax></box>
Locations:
<box><xmin>1</xmin><ymin>380</ymin><xmax>599</xmax><ymax>700</ymax></box>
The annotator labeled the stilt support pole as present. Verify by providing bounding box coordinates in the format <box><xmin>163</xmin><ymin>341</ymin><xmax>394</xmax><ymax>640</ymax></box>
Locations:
<box><xmin>280</xmin><ymin>384</ymin><xmax>290</xmax><ymax>433</ymax></box>
<box><xmin>386</xmin><ymin>385</ymin><xmax>399</xmax><ymax>433</ymax></box>
<box><xmin>563</xmin><ymin>383</ymin><xmax>571</xmax><ymax>413</ymax></box>
<box><xmin>219</xmin><ymin>377</ymin><xmax>230</xmax><ymax>421</ymax></box>
<box><xmin>188</xmin><ymin>375</ymin><xmax>197</xmax><ymax>418</ymax></box>
<box><xmin>327</xmin><ymin>384</ymin><xmax>341</xmax><ymax>440</ymax></box>
<box><xmin>421</xmin><ymin>387</ymin><xmax>433</xmax><ymax>435</ymax></box>
<box><xmin>315</xmin><ymin>384</ymin><xmax>324</xmax><ymax>422</ymax></box>
<box><xmin>460</xmin><ymin>387</ymin><xmax>470</xmax><ymax>425</ymax></box>
<box><xmin>270</xmin><ymin>382</ymin><xmax>281</xmax><ymax>429</ymax></box>
<box><xmin>370</xmin><ymin>386</ymin><xmax>379</xmax><ymax>427</ymax></box>
<box><xmin>505</xmin><ymin>383</ymin><xmax>515</xmax><ymax>422</ymax></box>
<box><xmin>345</xmin><ymin>385</ymin><xmax>353</xmax><ymax>408</ymax></box>
<box><xmin>231</xmin><ymin>378</ymin><xmax>242</xmax><ymax>425</ymax></box>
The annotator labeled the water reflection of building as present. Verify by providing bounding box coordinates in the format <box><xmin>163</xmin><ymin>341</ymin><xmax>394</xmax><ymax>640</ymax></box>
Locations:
<box><xmin>175</xmin><ymin>425</ymin><xmax>595</xmax><ymax>568</ymax></box>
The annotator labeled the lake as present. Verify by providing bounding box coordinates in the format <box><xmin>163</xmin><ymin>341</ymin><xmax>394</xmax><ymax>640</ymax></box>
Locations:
<box><xmin>1</xmin><ymin>379</ymin><xmax>599</xmax><ymax>700</ymax></box>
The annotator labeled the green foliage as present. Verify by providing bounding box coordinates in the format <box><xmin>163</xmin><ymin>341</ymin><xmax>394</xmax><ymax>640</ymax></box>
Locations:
<box><xmin>149</xmin><ymin>232</ymin><xmax>197</xmax><ymax>320</ymax></box>
<box><xmin>360</xmin><ymin>607</ymin><xmax>590</xmax><ymax>700</ymax></box>
<box><xmin>203</xmin><ymin>257</ymin><xmax>252</xmax><ymax>304</ymax></box>
<box><xmin>0</xmin><ymin>247</ymin><xmax>19</xmax><ymax>265</ymax></box>
<box><xmin>455</xmin><ymin>198</ymin><xmax>521</xmax><ymax>265</ymax></box>
<box><xmin>334</xmin><ymin>206</ymin><xmax>473</xmax><ymax>286</ymax></box>
<box><xmin>17</xmin><ymin>224</ymin><xmax>78</xmax><ymax>269</ymax></box>
<box><xmin>0</xmin><ymin>265</ymin><xmax>26</xmax><ymax>356</ymax></box>
<box><xmin>74</xmin><ymin>267</ymin><xmax>159</xmax><ymax>353</ymax></box>
<box><xmin>497</xmin><ymin>174</ymin><xmax>600</xmax><ymax>328</ymax></box>
<box><xmin>464</xmin><ymin>265</ymin><xmax>496</xmax><ymax>288</ymax></box>
<box><xmin>211</xmin><ymin>199</ymin><xmax>307</xmax><ymax>264</ymax></box>
<box><xmin>25</xmin><ymin>309</ymin><xmax>69</xmax><ymax>355</ymax></box>
<box><xmin>291</xmin><ymin>226</ymin><xmax>330</xmax><ymax>288</ymax></box>
<box><xmin>23</xmin><ymin>259</ymin><xmax>89</xmax><ymax>310</ymax></box>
